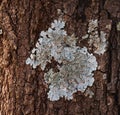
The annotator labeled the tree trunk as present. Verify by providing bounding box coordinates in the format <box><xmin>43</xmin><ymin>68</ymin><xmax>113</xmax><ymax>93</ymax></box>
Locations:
<box><xmin>0</xmin><ymin>0</ymin><xmax>120</xmax><ymax>115</ymax></box>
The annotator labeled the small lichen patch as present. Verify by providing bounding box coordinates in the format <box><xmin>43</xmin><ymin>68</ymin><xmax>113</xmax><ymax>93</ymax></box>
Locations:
<box><xmin>82</xmin><ymin>34</ymin><xmax>89</xmax><ymax>40</ymax></box>
<box><xmin>82</xmin><ymin>19</ymin><xmax>108</xmax><ymax>55</ymax></box>
<box><xmin>117</xmin><ymin>22</ymin><xmax>120</xmax><ymax>31</ymax></box>
<box><xmin>26</xmin><ymin>19</ymin><xmax>98</xmax><ymax>101</ymax></box>
<box><xmin>94</xmin><ymin>31</ymin><xmax>107</xmax><ymax>54</ymax></box>
<box><xmin>84</xmin><ymin>88</ymin><xmax>94</xmax><ymax>98</ymax></box>
<box><xmin>0</xmin><ymin>29</ymin><xmax>2</xmax><ymax>35</ymax></box>
<box><xmin>103</xmin><ymin>74</ymin><xmax>107</xmax><ymax>80</ymax></box>
<box><xmin>106</xmin><ymin>24</ymin><xmax>111</xmax><ymax>30</ymax></box>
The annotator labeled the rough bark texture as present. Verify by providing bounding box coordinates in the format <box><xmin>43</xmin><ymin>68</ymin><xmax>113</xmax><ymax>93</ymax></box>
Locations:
<box><xmin>0</xmin><ymin>0</ymin><xmax>120</xmax><ymax>115</ymax></box>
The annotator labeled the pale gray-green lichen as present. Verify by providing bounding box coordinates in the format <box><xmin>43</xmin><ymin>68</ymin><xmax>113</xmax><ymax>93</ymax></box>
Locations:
<box><xmin>0</xmin><ymin>29</ymin><xmax>2</xmax><ymax>35</ymax></box>
<box><xmin>117</xmin><ymin>22</ymin><xmax>120</xmax><ymax>31</ymax></box>
<box><xmin>84</xmin><ymin>88</ymin><xmax>94</xmax><ymax>98</ymax></box>
<box><xmin>82</xmin><ymin>19</ymin><xmax>108</xmax><ymax>55</ymax></box>
<box><xmin>45</xmin><ymin>47</ymin><xmax>97</xmax><ymax>101</ymax></box>
<box><xmin>26</xmin><ymin>19</ymin><xmax>98</xmax><ymax>101</ymax></box>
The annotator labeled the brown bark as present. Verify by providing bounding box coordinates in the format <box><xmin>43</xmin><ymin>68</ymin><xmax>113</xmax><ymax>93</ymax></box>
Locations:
<box><xmin>0</xmin><ymin>0</ymin><xmax>120</xmax><ymax>115</ymax></box>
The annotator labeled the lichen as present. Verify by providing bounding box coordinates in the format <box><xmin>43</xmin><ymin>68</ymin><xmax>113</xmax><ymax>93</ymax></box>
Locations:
<box><xmin>0</xmin><ymin>29</ymin><xmax>2</xmax><ymax>35</ymax></box>
<box><xmin>84</xmin><ymin>88</ymin><xmax>94</xmax><ymax>98</ymax></box>
<box><xmin>117</xmin><ymin>22</ymin><xmax>120</xmax><ymax>31</ymax></box>
<box><xmin>45</xmin><ymin>47</ymin><xmax>97</xmax><ymax>101</ymax></box>
<box><xmin>82</xmin><ymin>19</ymin><xmax>108</xmax><ymax>55</ymax></box>
<box><xmin>26</xmin><ymin>19</ymin><xmax>98</xmax><ymax>101</ymax></box>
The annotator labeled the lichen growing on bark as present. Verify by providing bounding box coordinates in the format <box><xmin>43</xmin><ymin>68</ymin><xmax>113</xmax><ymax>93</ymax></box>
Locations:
<box><xmin>45</xmin><ymin>47</ymin><xmax>97</xmax><ymax>101</ymax></box>
<box><xmin>84</xmin><ymin>88</ymin><xmax>94</xmax><ymax>98</ymax></box>
<box><xmin>0</xmin><ymin>29</ymin><xmax>2</xmax><ymax>35</ymax></box>
<box><xmin>26</xmin><ymin>19</ymin><xmax>98</xmax><ymax>101</ymax></box>
<box><xmin>117</xmin><ymin>22</ymin><xmax>120</xmax><ymax>31</ymax></box>
<box><xmin>82</xmin><ymin>19</ymin><xmax>108</xmax><ymax>55</ymax></box>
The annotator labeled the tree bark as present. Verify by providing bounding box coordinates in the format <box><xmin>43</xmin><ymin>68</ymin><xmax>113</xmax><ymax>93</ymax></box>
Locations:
<box><xmin>0</xmin><ymin>0</ymin><xmax>120</xmax><ymax>115</ymax></box>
